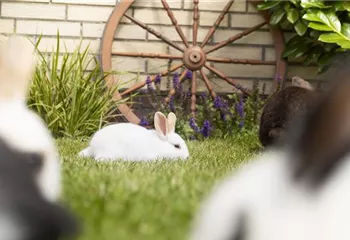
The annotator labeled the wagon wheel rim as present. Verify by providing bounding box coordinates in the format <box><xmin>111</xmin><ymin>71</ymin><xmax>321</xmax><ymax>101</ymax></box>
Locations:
<box><xmin>100</xmin><ymin>0</ymin><xmax>287</xmax><ymax>124</ymax></box>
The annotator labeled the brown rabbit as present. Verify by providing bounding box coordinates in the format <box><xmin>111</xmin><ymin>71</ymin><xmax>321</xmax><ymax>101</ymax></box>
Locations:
<box><xmin>259</xmin><ymin>77</ymin><xmax>318</xmax><ymax>147</ymax></box>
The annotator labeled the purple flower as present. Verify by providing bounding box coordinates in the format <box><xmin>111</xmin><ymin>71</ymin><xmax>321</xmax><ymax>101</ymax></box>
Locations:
<box><xmin>200</xmin><ymin>92</ymin><xmax>207</xmax><ymax>99</ymax></box>
<box><xmin>213</xmin><ymin>96</ymin><xmax>223</xmax><ymax>109</ymax></box>
<box><xmin>168</xmin><ymin>96</ymin><xmax>175</xmax><ymax>112</ymax></box>
<box><xmin>236</xmin><ymin>95</ymin><xmax>244</xmax><ymax>118</ymax></box>
<box><xmin>155</xmin><ymin>73</ymin><xmax>161</xmax><ymax>85</ymax></box>
<box><xmin>186</xmin><ymin>88</ymin><xmax>192</xmax><ymax>99</ymax></box>
<box><xmin>146</xmin><ymin>76</ymin><xmax>154</xmax><ymax>92</ymax></box>
<box><xmin>186</xmin><ymin>70</ymin><xmax>193</xmax><ymax>79</ymax></box>
<box><xmin>139</xmin><ymin>117</ymin><xmax>149</xmax><ymax>127</ymax></box>
<box><xmin>189</xmin><ymin>117</ymin><xmax>200</xmax><ymax>133</ymax></box>
<box><xmin>173</xmin><ymin>72</ymin><xmax>182</xmax><ymax>92</ymax></box>
<box><xmin>275</xmin><ymin>74</ymin><xmax>282</xmax><ymax>83</ymax></box>
<box><xmin>201</xmin><ymin>120</ymin><xmax>212</xmax><ymax>138</ymax></box>
<box><xmin>220</xmin><ymin>111</ymin><xmax>226</xmax><ymax>121</ymax></box>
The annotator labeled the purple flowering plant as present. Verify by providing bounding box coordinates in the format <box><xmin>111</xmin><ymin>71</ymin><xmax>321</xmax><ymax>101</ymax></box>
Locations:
<box><xmin>138</xmin><ymin>69</ymin><xmax>266</xmax><ymax>140</ymax></box>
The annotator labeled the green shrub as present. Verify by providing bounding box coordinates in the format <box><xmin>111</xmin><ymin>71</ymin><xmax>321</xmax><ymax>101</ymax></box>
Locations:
<box><xmin>257</xmin><ymin>0</ymin><xmax>350</xmax><ymax>73</ymax></box>
<box><xmin>27</xmin><ymin>34</ymin><xmax>130</xmax><ymax>138</ymax></box>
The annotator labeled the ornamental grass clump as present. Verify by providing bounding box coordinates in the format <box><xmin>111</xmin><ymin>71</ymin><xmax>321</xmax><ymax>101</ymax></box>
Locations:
<box><xmin>27</xmin><ymin>33</ymin><xmax>129</xmax><ymax>138</ymax></box>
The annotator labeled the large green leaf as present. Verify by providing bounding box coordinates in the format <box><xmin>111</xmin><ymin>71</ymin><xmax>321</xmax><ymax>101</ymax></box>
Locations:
<box><xmin>287</xmin><ymin>8</ymin><xmax>299</xmax><ymax>24</ymax></box>
<box><xmin>318</xmin><ymin>10</ymin><xmax>341</xmax><ymax>32</ymax></box>
<box><xmin>302</xmin><ymin>9</ymin><xmax>323</xmax><ymax>22</ymax></box>
<box><xmin>270</xmin><ymin>8</ymin><xmax>286</xmax><ymax>25</ymax></box>
<box><xmin>341</xmin><ymin>23</ymin><xmax>350</xmax><ymax>39</ymax></box>
<box><xmin>294</xmin><ymin>19</ymin><xmax>308</xmax><ymax>36</ymax></box>
<box><xmin>301</xmin><ymin>0</ymin><xmax>331</xmax><ymax>9</ymax></box>
<box><xmin>256</xmin><ymin>1</ymin><xmax>281</xmax><ymax>10</ymax></box>
<box><xmin>338</xmin><ymin>40</ymin><xmax>350</xmax><ymax>49</ymax></box>
<box><xmin>308</xmin><ymin>22</ymin><xmax>332</xmax><ymax>31</ymax></box>
<box><xmin>342</xmin><ymin>1</ymin><xmax>350</xmax><ymax>11</ymax></box>
<box><xmin>318</xmin><ymin>33</ymin><xmax>344</xmax><ymax>43</ymax></box>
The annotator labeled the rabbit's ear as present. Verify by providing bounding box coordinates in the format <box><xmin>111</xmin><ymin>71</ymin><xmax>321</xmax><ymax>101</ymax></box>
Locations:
<box><xmin>167</xmin><ymin>112</ymin><xmax>177</xmax><ymax>134</ymax></box>
<box><xmin>288</xmin><ymin>69</ymin><xmax>350</xmax><ymax>187</ymax></box>
<box><xmin>292</xmin><ymin>76</ymin><xmax>314</xmax><ymax>90</ymax></box>
<box><xmin>154</xmin><ymin>112</ymin><xmax>168</xmax><ymax>138</ymax></box>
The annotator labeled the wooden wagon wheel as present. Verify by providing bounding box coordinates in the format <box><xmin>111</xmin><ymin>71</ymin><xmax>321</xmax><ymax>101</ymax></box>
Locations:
<box><xmin>100</xmin><ymin>0</ymin><xmax>287</xmax><ymax>124</ymax></box>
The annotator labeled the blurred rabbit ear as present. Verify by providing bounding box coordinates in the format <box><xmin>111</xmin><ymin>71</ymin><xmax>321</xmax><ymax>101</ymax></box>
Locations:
<box><xmin>154</xmin><ymin>112</ymin><xmax>168</xmax><ymax>138</ymax></box>
<box><xmin>167</xmin><ymin>112</ymin><xmax>177</xmax><ymax>134</ymax></box>
<box><xmin>292</xmin><ymin>76</ymin><xmax>314</xmax><ymax>90</ymax></box>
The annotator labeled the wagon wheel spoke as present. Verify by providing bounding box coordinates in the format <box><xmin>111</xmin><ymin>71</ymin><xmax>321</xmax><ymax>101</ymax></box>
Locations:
<box><xmin>192</xmin><ymin>0</ymin><xmax>199</xmax><ymax>46</ymax></box>
<box><xmin>191</xmin><ymin>71</ymin><xmax>197</xmax><ymax>115</ymax></box>
<box><xmin>204</xmin><ymin>64</ymin><xmax>251</xmax><ymax>96</ymax></box>
<box><xmin>206</xmin><ymin>56</ymin><xmax>275</xmax><ymax>65</ymax></box>
<box><xmin>201</xmin><ymin>0</ymin><xmax>234</xmax><ymax>48</ymax></box>
<box><xmin>123</xmin><ymin>14</ymin><xmax>184</xmax><ymax>52</ymax></box>
<box><xmin>164</xmin><ymin>70</ymin><xmax>188</xmax><ymax>103</ymax></box>
<box><xmin>199</xmin><ymin>69</ymin><xmax>217</xmax><ymax>99</ymax></box>
<box><xmin>120</xmin><ymin>63</ymin><xmax>184</xmax><ymax>97</ymax></box>
<box><xmin>112</xmin><ymin>51</ymin><xmax>183</xmax><ymax>60</ymax></box>
<box><xmin>161</xmin><ymin>0</ymin><xmax>189</xmax><ymax>48</ymax></box>
<box><xmin>205</xmin><ymin>21</ymin><xmax>267</xmax><ymax>54</ymax></box>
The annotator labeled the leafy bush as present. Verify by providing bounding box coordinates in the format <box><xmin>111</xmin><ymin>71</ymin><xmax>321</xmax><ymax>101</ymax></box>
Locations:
<box><xmin>137</xmin><ymin>71</ymin><xmax>266</xmax><ymax>140</ymax></box>
<box><xmin>27</xmin><ymin>34</ymin><xmax>129</xmax><ymax>138</ymax></box>
<box><xmin>257</xmin><ymin>0</ymin><xmax>350</xmax><ymax>73</ymax></box>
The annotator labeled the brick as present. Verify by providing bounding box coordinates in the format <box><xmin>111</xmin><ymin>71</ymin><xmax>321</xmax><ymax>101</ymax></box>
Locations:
<box><xmin>115</xmin><ymin>24</ymin><xmax>146</xmax><ymax>40</ymax></box>
<box><xmin>257</xmin><ymin>80</ymin><xmax>274</xmax><ymax>94</ymax></box>
<box><xmin>17</xmin><ymin>20</ymin><xmax>80</xmax><ymax>37</ymax></box>
<box><xmin>2</xmin><ymin>3</ymin><xmax>65</xmax><ymax>20</ymax></box>
<box><xmin>214</xmin><ymin>29</ymin><xmax>273</xmax><ymax>45</ymax></box>
<box><xmin>0</xmin><ymin>19</ymin><xmax>14</xmax><ymax>34</ymax></box>
<box><xmin>68</xmin><ymin>6</ymin><xmax>132</xmax><ymax>22</ymax></box>
<box><xmin>247</xmin><ymin>0</ymin><xmax>260</xmax><ymax>12</ymax></box>
<box><xmin>287</xmin><ymin>66</ymin><xmax>319</xmax><ymax>80</ymax></box>
<box><xmin>213</xmin><ymin>63</ymin><xmax>275</xmax><ymax>78</ymax></box>
<box><xmin>204</xmin><ymin>45</ymin><xmax>262</xmax><ymax>60</ymax></box>
<box><xmin>112</xmin><ymin>41</ymin><xmax>169</xmax><ymax>54</ymax></box>
<box><xmin>184</xmin><ymin>0</ymin><xmax>246</xmax><ymax>12</ymax></box>
<box><xmin>147</xmin><ymin>59</ymin><xmax>183</xmax><ymax>74</ymax></box>
<box><xmin>264</xmin><ymin>48</ymin><xmax>275</xmax><ymax>61</ymax></box>
<box><xmin>134</xmin><ymin>8</ymin><xmax>229</xmax><ymax>26</ymax></box>
<box><xmin>83</xmin><ymin>23</ymin><xmax>104</xmax><ymax>38</ymax></box>
<box><xmin>34</xmin><ymin>37</ymin><xmax>100</xmax><ymax>54</ymax></box>
<box><xmin>132</xmin><ymin>1</ymin><xmax>181</xmax><ymax>9</ymax></box>
<box><xmin>112</xmin><ymin>56</ymin><xmax>146</xmax><ymax>73</ymax></box>
<box><xmin>112</xmin><ymin>73</ymin><xmax>148</xmax><ymax>89</ymax></box>
<box><xmin>230</xmin><ymin>13</ymin><xmax>268</xmax><ymax>29</ymax></box>
<box><xmin>52</xmin><ymin>0</ymin><xmax>116</xmax><ymax>5</ymax></box>
<box><xmin>18</xmin><ymin>0</ymin><xmax>50</xmax><ymax>3</ymax></box>
<box><xmin>147</xmin><ymin>25</ymin><xmax>207</xmax><ymax>43</ymax></box>
<box><xmin>134</xmin><ymin>9</ymin><xmax>192</xmax><ymax>26</ymax></box>
<box><xmin>211</xmin><ymin>78</ymin><xmax>254</xmax><ymax>93</ymax></box>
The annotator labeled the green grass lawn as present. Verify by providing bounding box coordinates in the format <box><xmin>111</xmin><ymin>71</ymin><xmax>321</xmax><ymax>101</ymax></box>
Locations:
<box><xmin>57</xmin><ymin>132</ymin><xmax>261</xmax><ymax>240</ymax></box>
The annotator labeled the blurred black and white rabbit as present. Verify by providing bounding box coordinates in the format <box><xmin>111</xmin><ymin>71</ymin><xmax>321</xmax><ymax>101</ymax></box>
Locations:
<box><xmin>0</xmin><ymin>35</ymin><xmax>78</xmax><ymax>240</ymax></box>
<box><xmin>189</xmin><ymin>57</ymin><xmax>350</xmax><ymax>240</ymax></box>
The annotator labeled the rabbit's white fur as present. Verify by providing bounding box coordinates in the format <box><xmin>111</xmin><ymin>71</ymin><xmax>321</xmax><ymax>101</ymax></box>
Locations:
<box><xmin>0</xmin><ymin>35</ymin><xmax>60</xmax><ymax>202</ymax></box>
<box><xmin>190</xmin><ymin>148</ymin><xmax>350</xmax><ymax>240</ymax></box>
<box><xmin>79</xmin><ymin>112</ymin><xmax>189</xmax><ymax>161</ymax></box>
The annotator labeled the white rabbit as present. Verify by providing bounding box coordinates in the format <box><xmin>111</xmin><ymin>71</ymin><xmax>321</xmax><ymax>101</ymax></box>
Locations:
<box><xmin>0</xmin><ymin>35</ymin><xmax>78</xmax><ymax>240</ymax></box>
<box><xmin>0</xmin><ymin>35</ymin><xmax>61</xmax><ymax>201</ymax></box>
<box><xmin>79</xmin><ymin>111</ymin><xmax>189</xmax><ymax>161</ymax></box>
<box><xmin>189</xmin><ymin>64</ymin><xmax>350</xmax><ymax>240</ymax></box>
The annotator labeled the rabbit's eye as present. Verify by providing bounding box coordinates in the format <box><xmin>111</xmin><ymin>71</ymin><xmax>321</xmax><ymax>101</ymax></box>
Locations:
<box><xmin>174</xmin><ymin>144</ymin><xmax>181</xmax><ymax>149</ymax></box>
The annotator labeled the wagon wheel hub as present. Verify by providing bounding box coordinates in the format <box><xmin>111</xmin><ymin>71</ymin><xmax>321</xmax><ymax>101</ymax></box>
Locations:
<box><xmin>183</xmin><ymin>46</ymin><xmax>206</xmax><ymax>71</ymax></box>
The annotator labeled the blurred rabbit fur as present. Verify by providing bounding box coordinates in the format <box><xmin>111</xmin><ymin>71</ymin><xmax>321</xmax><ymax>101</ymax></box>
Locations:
<box><xmin>259</xmin><ymin>76</ymin><xmax>317</xmax><ymax>147</ymax></box>
<box><xmin>189</xmin><ymin>63</ymin><xmax>350</xmax><ymax>240</ymax></box>
<box><xmin>0</xmin><ymin>35</ymin><xmax>78</xmax><ymax>240</ymax></box>
<box><xmin>79</xmin><ymin>111</ymin><xmax>189</xmax><ymax>161</ymax></box>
